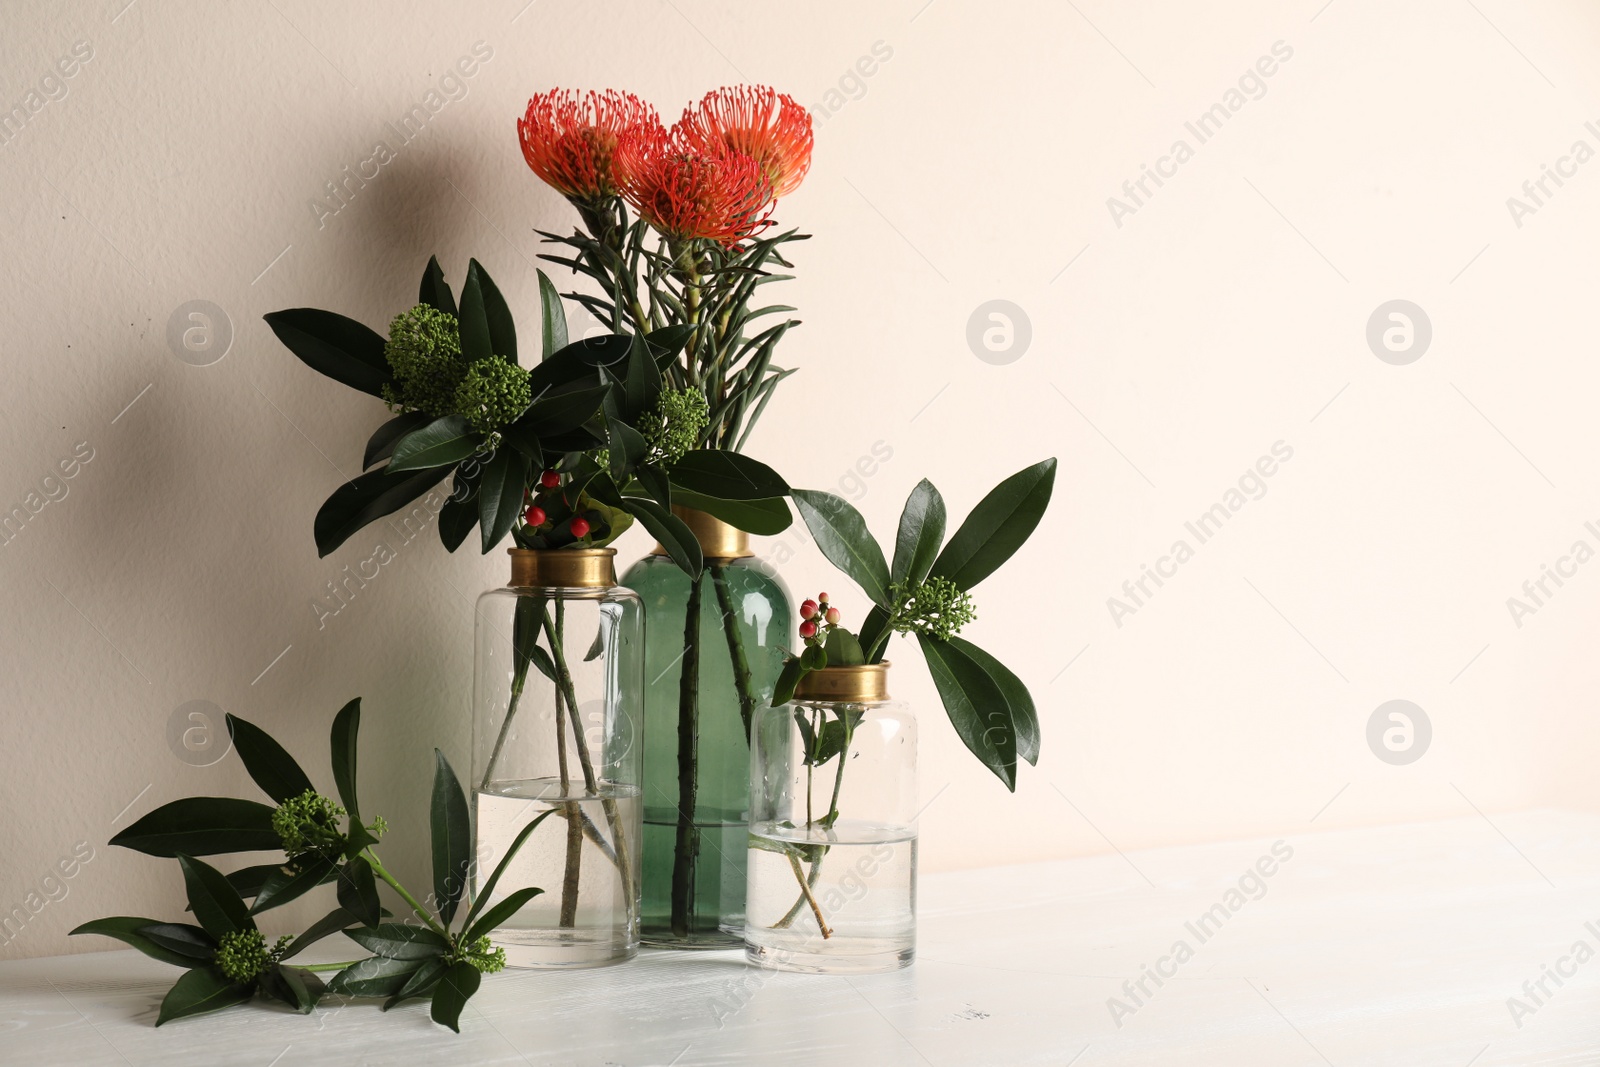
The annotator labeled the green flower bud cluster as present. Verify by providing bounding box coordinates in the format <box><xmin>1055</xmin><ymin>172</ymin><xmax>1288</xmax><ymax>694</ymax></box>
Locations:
<box><xmin>381</xmin><ymin>304</ymin><xmax>532</xmax><ymax>435</ymax></box>
<box><xmin>454</xmin><ymin>356</ymin><xmax>531</xmax><ymax>434</ymax></box>
<box><xmin>215</xmin><ymin>929</ymin><xmax>270</xmax><ymax>982</ymax></box>
<box><xmin>454</xmin><ymin>934</ymin><xmax>506</xmax><ymax>974</ymax></box>
<box><xmin>890</xmin><ymin>577</ymin><xmax>977</xmax><ymax>642</ymax></box>
<box><xmin>271</xmin><ymin>789</ymin><xmax>347</xmax><ymax>867</ymax></box>
<box><xmin>640</xmin><ymin>388</ymin><xmax>709</xmax><ymax>465</ymax></box>
<box><xmin>383</xmin><ymin>305</ymin><xmax>465</xmax><ymax>416</ymax></box>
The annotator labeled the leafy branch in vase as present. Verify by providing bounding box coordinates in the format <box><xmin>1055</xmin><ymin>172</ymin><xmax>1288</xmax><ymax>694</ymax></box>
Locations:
<box><xmin>758</xmin><ymin>459</ymin><xmax>1058</xmax><ymax>936</ymax></box>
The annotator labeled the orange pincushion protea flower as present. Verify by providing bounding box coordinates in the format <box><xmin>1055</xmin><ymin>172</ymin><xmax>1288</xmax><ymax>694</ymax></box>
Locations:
<box><xmin>617</xmin><ymin>126</ymin><xmax>774</xmax><ymax>246</ymax></box>
<box><xmin>677</xmin><ymin>86</ymin><xmax>814</xmax><ymax>199</ymax></box>
<box><xmin>518</xmin><ymin>89</ymin><xmax>661</xmax><ymax>203</ymax></box>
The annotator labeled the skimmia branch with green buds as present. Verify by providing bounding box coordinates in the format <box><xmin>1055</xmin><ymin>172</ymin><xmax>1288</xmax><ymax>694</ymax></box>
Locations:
<box><xmin>73</xmin><ymin>699</ymin><xmax>552</xmax><ymax>1032</ymax></box>
<box><xmin>777</xmin><ymin>459</ymin><xmax>1059</xmax><ymax>790</ymax></box>
<box><xmin>264</xmin><ymin>254</ymin><xmax>794</xmax><ymax>576</ymax></box>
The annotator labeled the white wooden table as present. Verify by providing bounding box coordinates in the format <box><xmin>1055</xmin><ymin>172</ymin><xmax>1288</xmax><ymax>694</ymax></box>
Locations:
<box><xmin>5</xmin><ymin>811</ymin><xmax>1598</xmax><ymax>1066</ymax></box>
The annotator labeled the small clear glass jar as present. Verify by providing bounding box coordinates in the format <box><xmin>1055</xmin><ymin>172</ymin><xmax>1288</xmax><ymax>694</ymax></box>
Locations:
<box><xmin>471</xmin><ymin>548</ymin><xmax>643</xmax><ymax>968</ymax></box>
<box><xmin>745</xmin><ymin>663</ymin><xmax>917</xmax><ymax>974</ymax></box>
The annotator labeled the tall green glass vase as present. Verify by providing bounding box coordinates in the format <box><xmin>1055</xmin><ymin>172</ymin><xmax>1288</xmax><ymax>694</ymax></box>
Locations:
<box><xmin>624</xmin><ymin>509</ymin><xmax>792</xmax><ymax>947</ymax></box>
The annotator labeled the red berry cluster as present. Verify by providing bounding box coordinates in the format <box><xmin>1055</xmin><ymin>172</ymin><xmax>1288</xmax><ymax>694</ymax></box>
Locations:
<box><xmin>523</xmin><ymin>470</ymin><xmax>591</xmax><ymax>541</ymax></box>
<box><xmin>797</xmin><ymin>592</ymin><xmax>841</xmax><ymax>645</ymax></box>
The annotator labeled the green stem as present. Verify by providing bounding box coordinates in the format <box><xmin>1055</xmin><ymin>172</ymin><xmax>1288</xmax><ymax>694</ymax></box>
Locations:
<box><xmin>710</xmin><ymin>565</ymin><xmax>757</xmax><ymax>741</ymax></box>
<box><xmin>774</xmin><ymin>714</ymin><xmax>855</xmax><ymax>930</ymax></box>
<box><xmin>785</xmin><ymin>848</ymin><xmax>831</xmax><ymax>939</ymax></box>
<box><xmin>543</xmin><ymin>605</ymin><xmax>635</xmax><ymax>912</ymax></box>
<box><xmin>670</xmin><ymin>572</ymin><xmax>704</xmax><ymax>938</ymax></box>
<box><xmin>554</xmin><ymin>602</ymin><xmax>582</xmax><ymax>929</ymax></box>
<box><xmin>481</xmin><ymin>596</ymin><xmax>543</xmax><ymax>790</ymax></box>
<box><xmin>362</xmin><ymin>850</ymin><xmax>448</xmax><ymax>937</ymax></box>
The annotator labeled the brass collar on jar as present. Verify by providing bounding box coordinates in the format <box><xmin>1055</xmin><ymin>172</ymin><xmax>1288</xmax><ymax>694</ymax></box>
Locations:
<box><xmin>508</xmin><ymin>548</ymin><xmax>618</xmax><ymax>589</ymax></box>
<box><xmin>793</xmin><ymin>661</ymin><xmax>891</xmax><ymax>703</ymax></box>
<box><xmin>650</xmin><ymin>506</ymin><xmax>753</xmax><ymax>561</ymax></box>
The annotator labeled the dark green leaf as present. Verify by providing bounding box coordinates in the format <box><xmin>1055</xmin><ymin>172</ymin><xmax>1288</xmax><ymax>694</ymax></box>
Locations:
<box><xmin>606</xmin><ymin>417</ymin><xmax>648</xmax><ymax>482</ymax></box>
<box><xmin>800</xmin><ymin>644</ymin><xmax>826</xmax><ymax>671</ymax></box>
<box><xmin>620</xmin><ymin>331</ymin><xmax>662</xmax><ymax>422</ymax></box>
<box><xmin>813</xmin><ymin>709</ymin><xmax>864</xmax><ymax>767</ymax></box>
<box><xmin>178</xmin><ymin>855</ymin><xmax>254</xmax><ymax>940</ymax></box>
<box><xmin>364</xmin><ymin>411</ymin><xmax>434</xmax><ymax>470</ymax></box>
<box><xmin>792</xmin><ymin>489</ymin><xmax>891</xmax><ymax>607</ymax></box>
<box><xmin>336</xmin><ymin>858</ymin><xmax>381</xmax><ymax>927</ymax></box>
<box><xmin>430</xmin><ymin>961</ymin><xmax>482</xmax><ymax>1033</ymax></box>
<box><xmin>383</xmin><ymin>957</ymin><xmax>447</xmax><ymax>1011</ymax></box>
<box><xmin>439</xmin><ymin>492</ymin><xmax>479</xmax><ymax>552</ymax></box>
<box><xmin>224</xmin><ymin>714</ymin><xmax>313</xmax><ymax>805</ymax></box>
<box><xmin>524</xmin><ymin>335</ymin><xmax>623</xmax><ymax>398</ymax></box>
<box><xmin>264</xmin><ymin>309</ymin><xmax>392</xmax><ymax>398</ymax></box>
<box><xmin>387</xmin><ymin>415</ymin><xmax>481</xmax><ymax>472</ymax></box>
<box><xmin>458</xmin><ymin>262</ymin><xmax>492</xmax><ymax>363</ymax></box>
<box><xmin>464</xmin><ymin>887</ymin><xmax>543</xmax><ymax>944</ymax></box>
<box><xmin>223</xmin><ymin>864</ymin><xmax>284</xmax><ymax>902</ymax></box>
<box><xmin>623</xmin><ymin>496</ymin><xmax>702</xmax><ymax>578</ymax></box>
<box><xmin>771</xmin><ymin>658</ymin><xmax>802</xmax><ymax>707</ymax></box>
<box><xmin>462</xmin><ymin>809</ymin><xmax>557</xmax><ymax>934</ymax></box>
<box><xmin>476</xmin><ymin>446</ymin><xmax>531</xmax><ymax>554</ymax></box>
<box><xmin>823</xmin><ymin>628</ymin><xmax>865</xmax><ymax>666</ymax></box>
<box><xmin>263</xmin><ymin>965</ymin><xmax>325</xmax><ymax>1014</ymax></box>
<box><xmin>645</xmin><ymin>324</ymin><xmax>693</xmax><ymax>370</ymax></box>
<box><xmin>419</xmin><ymin>255</ymin><xmax>456</xmax><ymax>317</ymax></box>
<box><xmin>471</xmin><ymin>258</ymin><xmax>517</xmax><ymax>363</ymax></box>
<box><xmin>857</xmin><ymin>604</ymin><xmax>892</xmax><ymax>665</ymax></box>
<box><xmin>430</xmin><ymin>750</ymin><xmax>472</xmax><ymax>926</ymax></box>
<box><xmin>670</xmin><ymin>490</ymin><xmax>790</xmax><ymax>535</ymax></box>
<box><xmin>156</xmin><ymin>966</ymin><xmax>254</xmax><ymax>1026</ymax></box>
<box><xmin>330</xmin><ymin>697</ymin><xmax>362</xmax><ymax>822</ymax></box>
<box><xmin>315</xmin><ymin>466</ymin><xmax>448</xmax><ymax>558</ymax></box>
<box><xmin>634</xmin><ymin>464</ymin><xmax>673</xmax><ymax>511</ymax></box>
<box><xmin>70</xmin><ymin>917</ymin><xmax>208</xmax><ymax>968</ymax></box>
<box><xmin>537</xmin><ymin>269</ymin><xmax>566</xmax><ymax>361</ymax></box>
<box><xmin>946</xmin><ymin>637</ymin><xmax>1040</xmax><ymax>766</ymax></box>
<box><xmin>519</xmin><ymin>382</ymin><xmax>609</xmax><ymax>438</ymax></box>
<box><xmin>510</xmin><ymin>595</ymin><xmax>555</xmax><ymax>688</ymax></box>
<box><xmin>110</xmin><ymin>798</ymin><xmax>280</xmax><ymax>857</ymax></box>
<box><xmin>793</xmin><ymin>707</ymin><xmax>816</xmax><ymax>756</ymax></box>
<box><xmin>279</xmin><ymin>907</ymin><xmax>362</xmax><ymax>960</ymax></box>
<box><xmin>348</xmin><ymin>923</ymin><xmax>451</xmax><ymax>961</ymax></box>
<box><xmin>251</xmin><ymin>856</ymin><xmax>336</xmax><ymax>915</ymax></box>
<box><xmin>930</xmin><ymin>459</ymin><xmax>1057</xmax><ymax>591</ymax></box>
<box><xmin>138</xmin><ymin>923</ymin><xmax>217</xmax><ymax>960</ymax></box>
<box><xmin>891</xmin><ymin>479</ymin><xmax>947</xmax><ymax>589</ymax></box>
<box><xmin>918</xmin><ymin>635</ymin><xmax>1018</xmax><ymax>790</ymax></box>
<box><xmin>671</xmin><ymin>450</ymin><xmax>789</xmax><ymax>501</ymax></box>
<box><xmin>328</xmin><ymin>955</ymin><xmax>425</xmax><ymax>997</ymax></box>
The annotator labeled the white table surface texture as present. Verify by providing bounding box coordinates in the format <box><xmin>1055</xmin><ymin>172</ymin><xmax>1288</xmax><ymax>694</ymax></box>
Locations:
<box><xmin>3</xmin><ymin>811</ymin><xmax>1598</xmax><ymax>1066</ymax></box>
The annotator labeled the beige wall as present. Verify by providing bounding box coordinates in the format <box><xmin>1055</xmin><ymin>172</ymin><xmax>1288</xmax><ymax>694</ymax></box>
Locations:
<box><xmin>5</xmin><ymin>0</ymin><xmax>1599</xmax><ymax>959</ymax></box>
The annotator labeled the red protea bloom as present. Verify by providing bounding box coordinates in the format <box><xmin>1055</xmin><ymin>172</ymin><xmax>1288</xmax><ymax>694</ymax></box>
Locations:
<box><xmin>617</xmin><ymin>126</ymin><xmax>774</xmax><ymax>246</ymax></box>
<box><xmin>677</xmin><ymin>86</ymin><xmax>813</xmax><ymax>199</ymax></box>
<box><xmin>518</xmin><ymin>90</ymin><xmax>661</xmax><ymax>204</ymax></box>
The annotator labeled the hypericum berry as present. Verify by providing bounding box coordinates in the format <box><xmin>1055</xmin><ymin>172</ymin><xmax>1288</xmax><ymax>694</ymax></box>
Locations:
<box><xmin>798</xmin><ymin>620</ymin><xmax>817</xmax><ymax>639</ymax></box>
<box><xmin>540</xmin><ymin>470</ymin><xmax>561</xmax><ymax>489</ymax></box>
<box><xmin>569</xmin><ymin>517</ymin><xmax>591</xmax><ymax>538</ymax></box>
<box><xmin>800</xmin><ymin>599</ymin><xmax>818</xmax><ymax>619</ymax></box>
<box><xmin>818</xmin><ymin>592</ymin><xmax>829</xmax><ymax>604</ymax></box>
<box><xmin>524</xmin><ymin>505</ymin><xmax>547</xmax><ymax>527</ymax></box>
<box><xmin>825</xmin><ymin>607</ymin><xmax>840</xmax><ymax>625</ymax></box>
